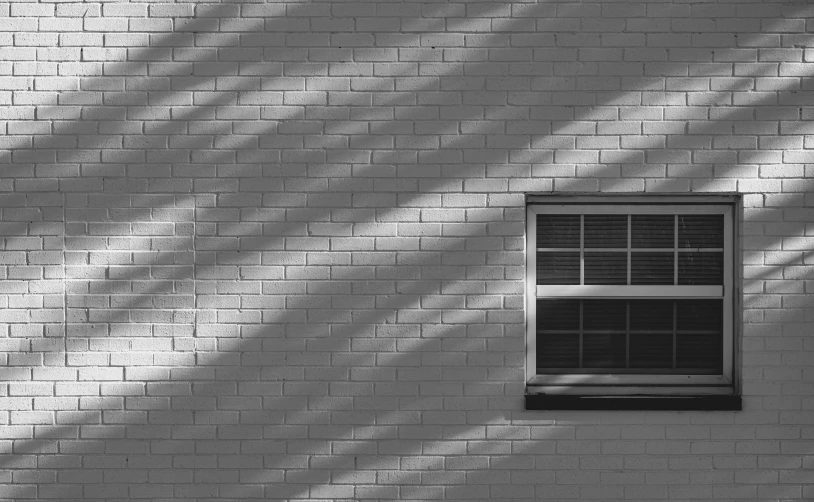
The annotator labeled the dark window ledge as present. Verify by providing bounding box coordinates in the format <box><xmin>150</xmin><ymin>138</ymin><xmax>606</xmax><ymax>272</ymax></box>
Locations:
<box><xmin>526</xmin><ymin>394</ymin><xmax>741</xmax><ymax>411</ymax></box>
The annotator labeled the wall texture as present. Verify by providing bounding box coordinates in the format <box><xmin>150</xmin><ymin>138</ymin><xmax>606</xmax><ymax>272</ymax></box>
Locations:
<box><xmin>2</xmin><ymin>0</ymin><xmax>814</xmax><ymax>500</ymax></box>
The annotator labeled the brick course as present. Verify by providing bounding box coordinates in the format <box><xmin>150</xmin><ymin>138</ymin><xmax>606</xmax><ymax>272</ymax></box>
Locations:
<box><xmin>0</xmin><ymin>0</ymin><xmax>812</xmax><ymax>500</ymax></box>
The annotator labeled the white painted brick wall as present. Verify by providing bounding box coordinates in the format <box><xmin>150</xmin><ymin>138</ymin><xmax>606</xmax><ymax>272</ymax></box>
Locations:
<box><xmin>0</xmin><ymin>0</ymin><xmax>813</xmax><ymax>500</ymax></box>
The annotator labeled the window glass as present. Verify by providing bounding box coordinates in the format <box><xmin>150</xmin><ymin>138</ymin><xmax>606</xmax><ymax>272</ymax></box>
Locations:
<box><xmin>631</xmin><ymin>252</ymin><xmax>673</xmax><ymax>284</ymax></box>
<box><xmin>678</xmin><ymin>253</ymin><xmax>723</xmax><ymax>285</ymax></box>
<box><xmin>537</xmin><ymin>253</ymin><xmax>579</xmax><ymax>285</ymax></box>
<box><xmin>536</xmin><ymin>300</ymin><xmax>579</xmax><ymax>369</ymax></box>
<box><xmin>537</xmin><ymin>214</ymin><xmax>579</xmax><ymax>248</ymax></box>
<box><xmin>584</xmin><ymin>215</ymin><xmax>626</xmax><ymax>248</ymax></box>
<box><xmin>678</xmin><ymin>215</ymin><xmax>724</xmax><ymax>248</ymax></box>
<box><xmin>632</xmin><ymin>214</ymin><xmax>674</xmax><ymax>248</ymax></box>
<box><xmin>676</xmin><ymin>299</ymin><xmax>723</xmax><ymax>373</ymax></box>
<box><xmin>584</xmin><ymin>252</ymin><xmax>627</xmax><ymax>284</ymax></box>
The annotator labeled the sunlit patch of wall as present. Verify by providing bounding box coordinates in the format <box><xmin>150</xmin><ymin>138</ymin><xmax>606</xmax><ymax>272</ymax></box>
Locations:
<box><xmin>0</xmin><ymin>0</ymin><xmax>813</xmax><ymax>500</ymax></box>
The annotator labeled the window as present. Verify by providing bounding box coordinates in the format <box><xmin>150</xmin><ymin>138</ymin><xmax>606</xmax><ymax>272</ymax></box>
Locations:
<box><xmin>525</xmin><ymin>195</ymin><xmax>741</xmax><ymax>410</ymax></box>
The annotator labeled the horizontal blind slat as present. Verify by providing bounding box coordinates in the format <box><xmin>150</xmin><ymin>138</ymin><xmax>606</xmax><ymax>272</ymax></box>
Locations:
<box><xmin>537</xmin><ymin>214</ymin><xmax>580</xmax><ymax>248</ymax></box>
<box><xmin>631</xmin><ymin>253</ymin><xmax>675</xmax><ymax>285</ymax></box>
<box><xmin>631</xmin><ymin>214</ymin><xmax>674</xmax><ymax>248</ymax></box>
<box><xmin>678</xmin><ymin>252</ymin><xmax>723</xmax><ymax>285</ymax></box>
<box><xmin>537</xmin><ymin>252</ymin><xmax>580</xmax><ymax>285</ymax></box>
<box><xmin>584</xmin><ymin>215</ymin><xmax>627</xmax><ymax>248</ymax></box>
<box><xmin>584</xmin><ymin>252</ymin><xmax>627</xmax><ymax>285</ymax></box>
<box><xmin>678</xmin><ymin>214</ymin><xmax>724</xmax><ymax>248</ymax></box>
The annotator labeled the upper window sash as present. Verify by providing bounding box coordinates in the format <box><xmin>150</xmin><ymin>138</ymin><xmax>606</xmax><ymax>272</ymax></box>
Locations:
<box><xmin>530</xmin><ymin>204</ymin><xmax>731</xmax><ymax>298</ymax></box>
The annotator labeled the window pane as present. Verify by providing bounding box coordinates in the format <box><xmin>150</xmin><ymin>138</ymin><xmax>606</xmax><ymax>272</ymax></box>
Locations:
<box><xmin>584</xmin><ymin>215</ymin><xmax>627</xmax><ymax>248</ymax></box>
<box><xmin>676</xmin><ymin>300</ymin><xmax>722</xmax><ymax>331</ymax></box>
<box><xmin>676</xmin><ymin>333</ymin><xmax>722</xmax><ymax>372</ymax></box>
<box><xmin>537</xmin><ymin>252</ymin><xmax>579</xmax><ymax>285</ymax></box>
<box><xmin>676</xmin><ymin>300</ymin><xmax>722</xmax><ymax>372</ymax></box>
<box><xmin>537</xmin><ymin>215</ymin><xmax>580</xmax><ymax>248</ymax></box>
<box><xmin>632</xmin><ymin>215</ymin><xmax>674</xmax><ymax>248</ymax></box>
<box><xmin>678</xmin><ymin>252</ymin><xmax>723</xmax><ymax>285</ymax></box>
<box><xmin>630</xmin><ymin>333</ymin><xmax>673</xmax><ymax>368</ymax></box>
<box><xmin>629</xmin><ymin>300</ymin><xmax>674</xmax><ymax>369</ymax></box>
<box><xmin>631</xmin><ymin>252</ymin><xmax>674</xmax><ymax>285</ymax></box>
<box><xmin>584</xmin><ymin>252</ymin><xmax>627</xmax><ymax>284</ymax></box>
<box><xmin>583</xmin><ymin>300</ymin><xmax>626</xmax><ymax>331</ymax></box>
<box><xmin>629</xmin><ymin>300</ymin><xmax>673</xmax><ymax>331</ymax></box>
<box><xmin>537</xmin><ymin>300</ymin><xmax>580</xmax><ymax>330</ymax></box>
<box><xmin>583</xmin><ymin>333</ymin><xmax>626</xmax><ymax>368</ymax></box>
<box><xmin>537</xmin><ymin>333</ymin><xmax>580</xmax><ymax>369</ymax></box>
<box><xmin>679</xmin><ymin>214</ymin><xmax>723</xmax><ymax>248</ymax></box>
<box><xmin>537</xmin><ymin>300</ymin><xmax>579</xmax><ymax>369</ymax></box>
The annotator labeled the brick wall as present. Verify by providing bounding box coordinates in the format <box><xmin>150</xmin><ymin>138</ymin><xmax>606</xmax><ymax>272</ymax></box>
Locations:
<box><xmin>2</xmin><ymin>0</ymin><xmax>813</xmax><ymax>500</ymax></box>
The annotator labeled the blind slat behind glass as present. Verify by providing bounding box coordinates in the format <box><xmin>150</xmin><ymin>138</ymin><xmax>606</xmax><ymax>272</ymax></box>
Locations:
<box><xmin>584</xmin><ymin>215</ymin><xmax>627</xmax><ymax>248</ymax></box>
<box><xmin>631</xmin><ymin>253</ymin><xmax>674</xmax><ymax>285</ymax></box>
<box><xmin>632</xmin><ymin>215</ymin><xmax>674</xmax><ymax>248</ymax></box>
<box><xmin>678</xmin><ymin>253</ymin><xmax>724</xmax><ymax>285</ymax></box>
<box><xmin>584</xmin><ymin>252</ymin><xmax>627</xmax><ymax>285</ymax></box>
<box><xmin>679</xmin><ymin>215</ymin><xmax>724</xmax><ymax>248</ymax></box>
<box><xmin>537</xmin><ymin>215</ymin><xmax>580</xmax><ymax>248</ymax></box>
<box><xmin>537</xmin><ymin>253</ymin><xmax>579</xmax><ymax>285</ymax></box>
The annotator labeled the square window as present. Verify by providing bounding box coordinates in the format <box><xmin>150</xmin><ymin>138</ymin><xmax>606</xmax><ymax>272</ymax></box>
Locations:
<box><xmin>525</xmin><ymin>195</ymin><xmax>741</xmax><ymax>410</ymax></box>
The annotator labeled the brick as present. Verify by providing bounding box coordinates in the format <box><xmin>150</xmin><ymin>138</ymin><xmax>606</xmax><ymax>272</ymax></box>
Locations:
<box><xmin>0</xmin><ymin>1</ymin><xmax>811</xmax><ymax>498</ymax></box>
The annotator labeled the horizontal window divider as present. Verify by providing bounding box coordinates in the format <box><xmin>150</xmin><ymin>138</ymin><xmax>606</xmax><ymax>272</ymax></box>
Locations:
<box><xmin>536</xmin><ymin>285</ymin><xmax>722</xmax><ymax>298</ymax></box>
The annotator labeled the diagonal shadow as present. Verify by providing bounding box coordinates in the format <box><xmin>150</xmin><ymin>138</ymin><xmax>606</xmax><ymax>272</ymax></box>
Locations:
<box><xmin>2</xmin><ymin>0</ymin><xmax>813</xmax><ymax>499</ymax></box>
<box><xmin>4</xmin><ymin>2</ymin><xmax>548</xmax><ymax>498</ymax></box>
<box><xmin>3</xmin><ymin>0</ymin><xmax>808</xmax><ymax>422</ymax></box>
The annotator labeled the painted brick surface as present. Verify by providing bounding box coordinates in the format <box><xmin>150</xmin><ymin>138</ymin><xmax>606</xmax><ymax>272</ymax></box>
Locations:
<box><xmin>1</xmin><ymin>0</ymin><xmax>814</xmax><ymax>500</ymax></box>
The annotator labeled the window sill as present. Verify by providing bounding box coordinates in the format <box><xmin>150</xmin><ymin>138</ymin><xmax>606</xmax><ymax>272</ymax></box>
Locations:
<box><xmin>525</xmin><ymin>394</ymin><xmax>742</xmax><ymax>411</ymax></box>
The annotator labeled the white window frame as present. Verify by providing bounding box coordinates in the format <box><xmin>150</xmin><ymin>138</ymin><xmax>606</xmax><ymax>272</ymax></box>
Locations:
<box><xmin>525</xmin><ymin>195</ymin><xmax>739</xmax><ymax>396</ymax></box>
